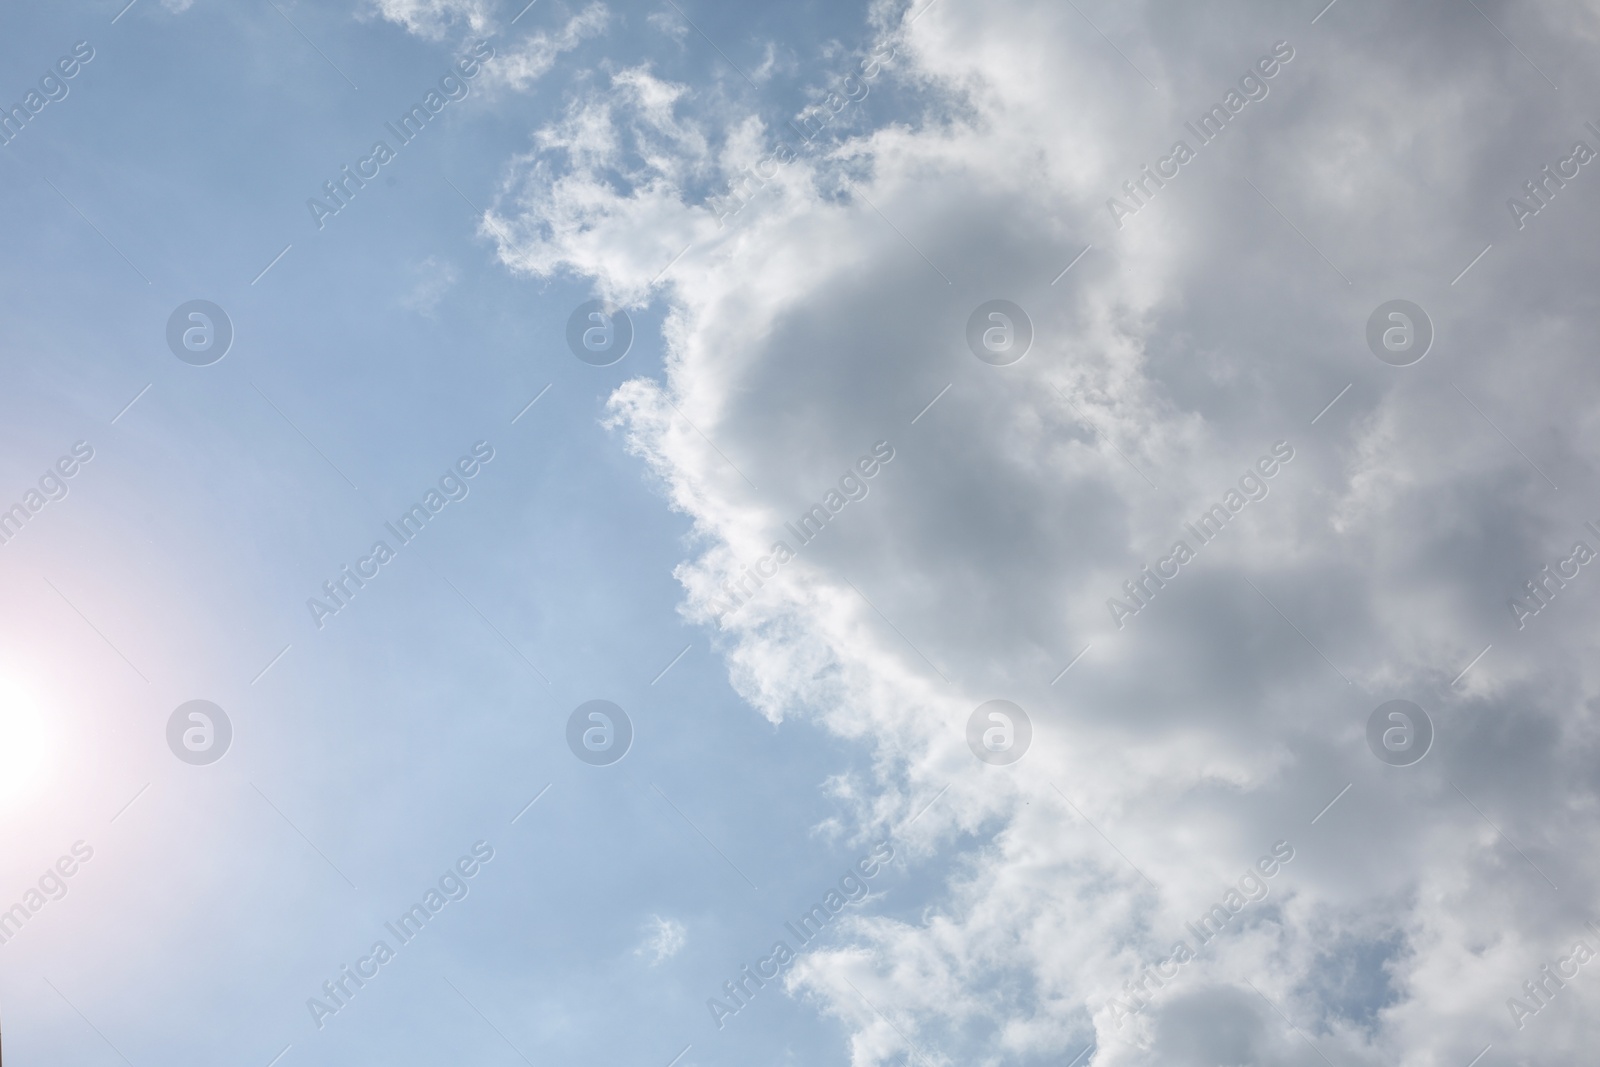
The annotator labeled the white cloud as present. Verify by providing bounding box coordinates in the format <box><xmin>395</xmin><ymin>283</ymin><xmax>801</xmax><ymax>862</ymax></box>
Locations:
<box><xmin>477</xmin><ymin>3</ymin><xmax>611</xmax><ymax>93</ymax></box>
<box><xmin>367</xmin><ymin>0</ymin><xmax>494</xmax><ymax>40</ymax></box>
<box><xmin>483</xmin><ymin>63</ymin><xmax>714</xmax><ymax>304</ymax></box>
<box><xmin>482</xmin><ymin>0</ymin><xmax>1600</xmax><ymax>1063</ymax></box>
<box><xmin>635</xmin><ymin>914</ymin><xmax>687</xmax><ymax>964</ymax></box>
<box><xmin>367</xmin><ymin>0</ymin><xmax>609</xmax><ymax>85</ymax></box>
<box><xmin>648</xmin><ymin>9</ymin><xmax>689</xmax><ymax>44</ymax></box>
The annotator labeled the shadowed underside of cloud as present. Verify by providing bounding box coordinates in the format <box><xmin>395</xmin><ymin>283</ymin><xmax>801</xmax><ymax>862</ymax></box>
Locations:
<box><xmin>472</xmin><ymin>0</ymin><xmax>1600</xmax><ymax>1063</ymax></box>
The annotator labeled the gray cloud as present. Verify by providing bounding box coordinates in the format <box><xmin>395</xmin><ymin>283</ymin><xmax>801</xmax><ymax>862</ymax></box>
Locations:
<box><xmin>483</xmin><ymin>0</ymin><xmax>1600</xmax><ymax>1062</ymax></box>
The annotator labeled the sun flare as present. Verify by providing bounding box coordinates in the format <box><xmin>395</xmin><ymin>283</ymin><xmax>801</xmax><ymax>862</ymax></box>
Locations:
<box><xmin>0</xmin><ymin>677</ymin><xmax>55</xmax><ymax>808</ymax></box>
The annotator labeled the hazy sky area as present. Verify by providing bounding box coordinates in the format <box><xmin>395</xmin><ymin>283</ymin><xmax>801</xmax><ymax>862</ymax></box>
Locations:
<box><xmin>2</xmin><ymin>0</ymin><xmax>1599</xmax><ymax>1065</ymax></box>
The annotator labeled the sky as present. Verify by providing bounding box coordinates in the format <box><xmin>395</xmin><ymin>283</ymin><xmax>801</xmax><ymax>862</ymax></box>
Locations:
<box><xmin>1</xmin><ymin>0</ymin><xmax>1598</xmax><ymax>1065</ymax></box>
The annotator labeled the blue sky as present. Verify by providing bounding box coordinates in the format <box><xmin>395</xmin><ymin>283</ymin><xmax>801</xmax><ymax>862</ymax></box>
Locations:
<box><xmin>6</xmin><ymin>1</ymin><xmax>1600</xmax><ymax>1066</ymax></box>
<box><xmin>0</xmin><ymin>2</ymin><xmax>923</xmax><ymax>1064</ymax></box>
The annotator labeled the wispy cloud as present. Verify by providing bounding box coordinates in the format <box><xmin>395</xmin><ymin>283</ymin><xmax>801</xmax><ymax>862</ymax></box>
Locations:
<box><xmin>400</xmin><ymin>256</ymin><xmax>459</xmax><ymax>316</ymax></box>
<box><xmin>635</xmin><ymin>915</ymin><xmax>687</xmax><ymax>964</ymax></box>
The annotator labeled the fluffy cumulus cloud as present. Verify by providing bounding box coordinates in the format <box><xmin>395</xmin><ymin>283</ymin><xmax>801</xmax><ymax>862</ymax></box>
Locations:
<box><xmin>483</xmin><ymin>0</ymin><xmax>1600</xmax><ymax>1063</ymax></box>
